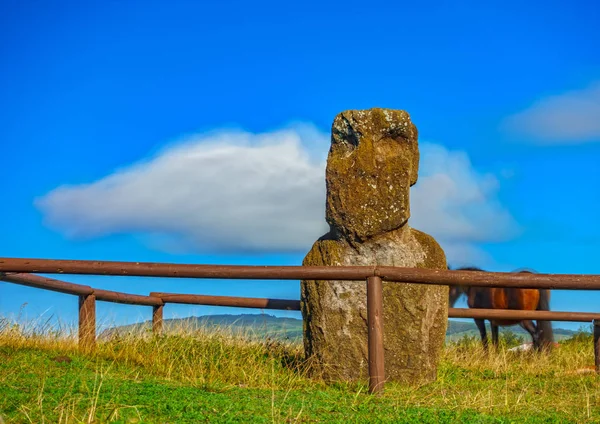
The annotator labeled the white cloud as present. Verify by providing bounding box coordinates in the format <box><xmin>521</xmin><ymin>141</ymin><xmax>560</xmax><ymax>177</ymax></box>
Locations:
<box><xmin>36</xmin><ymin>125</ymin><xmax>330</xmax><ymax>253</ymax></box>
<box><xmin>503</xmin><ymin>81</ymin><xmax>600</xmax><ymax>144</ymax></box>
<box><xmin>410</xmin><ymin>143</ymin><xmax>519</xmax><ymax>266</ymax></box>
<box><xmin>36</xmin><ymin>125</ymin><xmax>518</xmax><ymax>264</ymax></box>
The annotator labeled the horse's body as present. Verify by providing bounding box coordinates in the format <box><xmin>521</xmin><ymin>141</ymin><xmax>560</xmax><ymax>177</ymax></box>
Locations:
<box><xmin>449</xmin><ymin>266</ymin><xmax>554</xmax><ymax>350</ymax></box>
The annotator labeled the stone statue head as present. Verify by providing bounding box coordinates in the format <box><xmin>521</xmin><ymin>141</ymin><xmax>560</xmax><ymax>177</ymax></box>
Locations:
<box><xmin>325</xmin><ymin>108</ymin><xmax>419</xmax><ymax>242</ymax></box>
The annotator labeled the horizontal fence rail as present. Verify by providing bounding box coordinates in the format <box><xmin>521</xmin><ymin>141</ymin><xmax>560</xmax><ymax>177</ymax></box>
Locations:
<box><xmin>151</xmin><ymin>292</ymin><xmax>301</xmax><ymax>310</ymax></box>
<box><xmin>1</xmin><ymin>272</ymin><xmax>163</xmax><ymax>306</ymax></box>
<box><xmin>2</xmin><ymin>257</ymin><xmax>600</xmax><ymax>290</ymax></box>
<box><xmin>0</xmin><ymin>258</ymin><xmax>374</xmax><ymax>281</ymax></box>
<box><xmin>3</xmin><ymin>272</ymin><xmax>599</xmax><ymax>323</ymax></box>
<box><xmin>1</xmin><ymin>272</ymin><xmax>94</xmax><ymax>296</ymax></box>
<box><xmin>3</xmin><ymin>258</ymin><xmax>600</xmax><ymax>394</ymax></box>
<box><xmin>93</xmin><ymin>289</ymin><xmax>163</xmax><ymax>306</ymax></box>
<box><xmin>448</xmin><ymin>308</ymin><xmax>600</xmax><ymax>322</ymax></box>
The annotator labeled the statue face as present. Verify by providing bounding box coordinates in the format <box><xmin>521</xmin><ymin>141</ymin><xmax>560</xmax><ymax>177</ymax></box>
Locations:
<box><xmin>325</xmin><ymin>109</ymin><xmax>420</xmax><ymax>242</ymax></box>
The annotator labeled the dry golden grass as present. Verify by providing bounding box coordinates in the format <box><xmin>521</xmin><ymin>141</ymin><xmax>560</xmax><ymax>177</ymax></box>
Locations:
<box><xmin>1</xmin><ymin>316</ymin><xmax>599</xmax><ymax>423</ymax></box>
<box><xmin>382</xmin><ymin>333</ymin><xmax>600</xmax><ymax>421</ymax></box>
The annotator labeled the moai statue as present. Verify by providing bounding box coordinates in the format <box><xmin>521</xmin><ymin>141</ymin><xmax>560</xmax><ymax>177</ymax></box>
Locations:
<box><xmin>301</xmin><ymin>108</ymin><xmax>448</xmax><ymax>384</ymax></box>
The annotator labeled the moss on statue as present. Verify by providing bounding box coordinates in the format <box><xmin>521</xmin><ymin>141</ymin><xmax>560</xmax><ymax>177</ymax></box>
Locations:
<box><xmin>301</xmin><ymin>108</ymin><xmax>448</xmax><ymax>384</ymax></box>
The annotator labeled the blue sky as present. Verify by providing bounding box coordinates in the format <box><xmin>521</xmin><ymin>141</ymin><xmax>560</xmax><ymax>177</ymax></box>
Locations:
<box><xmin>1</xmin><ymin>0</ymin><xmax>599</xmax><ymax>331</ymax></box>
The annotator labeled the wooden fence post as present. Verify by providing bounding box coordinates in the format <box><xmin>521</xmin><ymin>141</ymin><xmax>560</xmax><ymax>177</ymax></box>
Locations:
<box><xmin>152</xmin><ymin>305</ymin><xmax>164</xmax><ymax>335</ymax></box>
<box><xmin>150</xmin><ymin>293</ymin><xmax>164</xmax><ymax>335</ymax></box>
<box><xmin>78</xmin><ymin>293</ymin><xmax>96</xmax><ymax>351</ymax></box>
<box><xmin>367</xmin><ymin>276</ymin><xmax>385</xmax><ymax>394</ymax></box>
<box><xmin>594</xmin><ymin>319</ymin><xmax>600</xmax><ymax>374</ymax></box>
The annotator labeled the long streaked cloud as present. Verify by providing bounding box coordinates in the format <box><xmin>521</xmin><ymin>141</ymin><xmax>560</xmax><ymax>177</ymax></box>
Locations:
<box><xmin>503</xmin><ymin>81</ymin><xmax>600</xmax><ymax>144</ymax></box>
<box><xmin>36</xmin><ymin>125</ymin><xmax>519</xmax><ymax>264</ymax></box>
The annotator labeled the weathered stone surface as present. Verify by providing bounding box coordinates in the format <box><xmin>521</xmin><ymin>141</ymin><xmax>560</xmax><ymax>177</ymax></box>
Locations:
<box><xmin>301</xmin><ymin>108</ymin><xmax>448</xmax><ymax>384</ymax></box>
<box><xmin>327</xmin><ymin>108</ymin><xmax>419</xmax><ymax>244</ymax></box>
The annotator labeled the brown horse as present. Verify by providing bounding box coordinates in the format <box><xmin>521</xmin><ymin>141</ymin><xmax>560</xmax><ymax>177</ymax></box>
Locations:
<box><xmin>448</xmin><ymin>266</ymin><xmax>554</xmax><ymax>351</ymax></box>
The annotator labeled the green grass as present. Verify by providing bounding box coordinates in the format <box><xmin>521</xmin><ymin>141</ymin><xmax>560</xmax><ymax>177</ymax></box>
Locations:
<box><xmin>1</xmin><ymin>321</ymin><xmax>599</xmax><ymax>423</ymax></box>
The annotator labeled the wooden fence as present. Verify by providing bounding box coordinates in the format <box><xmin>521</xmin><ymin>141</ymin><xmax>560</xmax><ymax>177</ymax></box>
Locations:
<box><xmin>1</xmin><ymin>257</ymin><xmax>600</xmax><ymax>394</ymax></box>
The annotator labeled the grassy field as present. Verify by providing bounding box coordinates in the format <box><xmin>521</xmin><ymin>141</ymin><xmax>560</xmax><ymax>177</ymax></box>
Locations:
<box><xmin>1</xmin><ymin>320</ymin><xmax>599</xmax><ymax>423</ymax></box>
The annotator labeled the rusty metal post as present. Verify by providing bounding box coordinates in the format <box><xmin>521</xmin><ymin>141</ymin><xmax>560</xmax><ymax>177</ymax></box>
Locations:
<box><xmin>78</xmin><ymin>293</ymin><xmax>96</xmax><ymax>351</ymax></box>
<box><xmin>152</xmin><ymin>305</ymin><xmax>164</xmax><ymax>335</ymax></box>
<box><xmin>594</xmin><ymin>320</ymin><xmax>600</xmax><ymax>374</ymax></box>
<box><xmin>367</xmin><ymin>276</ymin><xmax>385</xmax><ymax>394</ymax></box>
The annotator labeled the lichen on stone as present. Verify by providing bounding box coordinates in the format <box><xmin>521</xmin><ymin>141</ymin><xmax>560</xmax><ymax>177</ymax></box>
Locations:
<box><xmin>301</xmin><ymin>108</ymin><xmax>448</xmax><ymax>384</ymax></box>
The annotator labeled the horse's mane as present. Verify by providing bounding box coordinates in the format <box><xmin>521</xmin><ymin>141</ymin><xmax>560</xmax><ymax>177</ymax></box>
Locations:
<box><xmin>450</xmin><ymin>265</ymin><xmax>537</xmax><ymax>274</ymax></box>
<box><xmin>448</xmin><ymin>265</ymin><xmax>485</xmax><ymax>272</ymax></box>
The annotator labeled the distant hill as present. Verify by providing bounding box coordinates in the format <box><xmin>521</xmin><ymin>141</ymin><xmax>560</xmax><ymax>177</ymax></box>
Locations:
<box><xmin>445</xmin><ymin>319</ymin><xmax>579</xmax><ymax>342</ymax></box>
<box><xmin>99</xmin><ymin>313</ymin><xmax>303</xmax><ymax>341</ymax></box>
<box><xmin>100</xmin><ymin>314</ymin><xmax>581</xmax><ymax>342</ymax></box>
